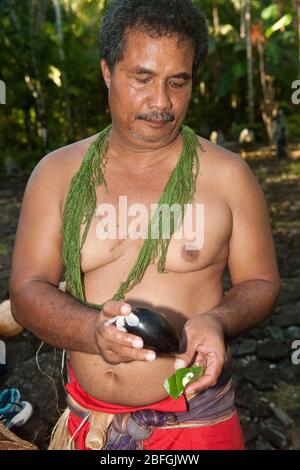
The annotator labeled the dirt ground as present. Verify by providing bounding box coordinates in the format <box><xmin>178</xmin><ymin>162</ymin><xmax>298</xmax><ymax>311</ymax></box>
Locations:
<box><xmin>0</xmin><ymin>144</ymin><xmax>300</xmax><ymax>450</ymax></box>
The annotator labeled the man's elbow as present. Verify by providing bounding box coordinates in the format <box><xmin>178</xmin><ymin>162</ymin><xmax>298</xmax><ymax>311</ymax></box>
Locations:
<box><xmin>268</xmin><ymin>272</ymin><xmax>281</xmax><ymax>302</ymax></box>
<box><xmin>273</xmin><ymin>278</ymin><xmax>281</xmax><ymax>307</ymax></box>
<box><xmin>263</xmin><ymin>276</ymin><xmax>281</xmax><ymax>316</ymax></box>
<box><xmin>9</xmin><ymin>278</ymin><xmax>37</xmax><ymax>327</ymax></box>
<box><xmin>9</xmin><ymin>299</ymin><xmax>25</xmax><ymax>329</ymax></box>
<box><xmin>273</xmin><ymin>278</ymin><xmax>281</xmax><ymax>300</ymax></box>
<box><xmin>9</xmin><ymin>280</ymin><xmax>26</xmax><ymax>326</ymax></box>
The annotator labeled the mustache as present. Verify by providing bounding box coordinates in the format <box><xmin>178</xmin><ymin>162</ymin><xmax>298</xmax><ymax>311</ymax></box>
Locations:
<box><xmin>136</xmin><ymin>112</ymin><xmax>175</xmax><ymax>122</ymax></box>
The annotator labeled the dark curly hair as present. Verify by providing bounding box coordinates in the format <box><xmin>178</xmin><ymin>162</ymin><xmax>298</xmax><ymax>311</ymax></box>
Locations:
<box><xmin>99</xmin><ymin>0</ymin><xmax>208</xmax><ymax>80</ymax></box>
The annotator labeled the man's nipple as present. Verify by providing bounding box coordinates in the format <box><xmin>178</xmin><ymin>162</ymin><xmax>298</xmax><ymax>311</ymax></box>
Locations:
<box><xmin>181</xmin><ymin>244</ymin><xmax>201</xmax><ymax>262</ymax></box>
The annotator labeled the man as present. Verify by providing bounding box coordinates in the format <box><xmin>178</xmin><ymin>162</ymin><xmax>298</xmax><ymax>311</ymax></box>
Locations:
<box><xmin>9</xmin><ymin>0</ymin><xmax>280</xmax><ymax>450</ymax></box>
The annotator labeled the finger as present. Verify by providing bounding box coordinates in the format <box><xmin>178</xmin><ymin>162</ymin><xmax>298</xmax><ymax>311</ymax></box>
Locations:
<box><xmin>99</xmin><ymin>323</ymin><xmax>145</xmax><ymax>349</ymax></box>
<box><xmin>104</xmin><ymin>316</ymin><xmax>120</xmax><ymax>327</ymax></box>
<box><xmin>185</xmin><ymin>352</ymin><xmax>224</xmax><ymax>394</ymax></box>
<box><xmin>185</xmin><ymin>375</ymin><xmax>215</xmax><ymax>395</ymax></box>
<box><xmin>193</xmin><ymin>355</ymin><xmax>207</xmax><ymax>369</ymax></box>
<box><xmin>108</xmin><ymin>343</ymin><xmax>157</xmax><ymax>363</ymax></box>
<box><xmin>174</xmin><ymin>344</ymin><xmax>198</xmax><ymax>370</ymax></box>
<box><xmin>102</xmin><ymin>300</ymin><xmax>132</xmax><ymax>318</ymax></box>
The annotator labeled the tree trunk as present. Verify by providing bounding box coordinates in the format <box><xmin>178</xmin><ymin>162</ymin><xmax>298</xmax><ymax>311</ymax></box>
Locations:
<box><xmin>8</xmin><ymin>0</ymin><xmax>49</xmax><ymax>152</ymax></box>
<box><xmin>209</xmin><ymin>2</ymin><xmax>221</xmax><ymax>91</ymax></box>
<box><xmin>257</xmin><ymin>41</ymin><xmax>276</xmax><ymax>143</ymax></box>
<box><xmin>257</xmin><ymin>42</ymin><xmax>267</xmax><ymax>100</ymax></box>
<box><xmin>24</xmin><ymin>104</ymin><xmax>34</xmax><ymax>152</ymax></box>
<box><xmin>212</xmin><ymin>2</ymin><xmax>220</xmax><ymax>37</ymax></box>
<box><xmin>29</xmin><ymin>0</ymin><xmax>48</xmax><ymax>152</ymax></box>
<box><xmin>240</xmin><ymin>0</ymin><xmax>246</xmax><ymax>38</ymax></box>
<box><xmin>245</xmin><ymin>0</ymin><xmax>254</xmax><ymax>124</ymax></box>
<box><xmin>52</xmin><ymin>0</ymin><xmax>74</xmax><ymax>141</ymax></box>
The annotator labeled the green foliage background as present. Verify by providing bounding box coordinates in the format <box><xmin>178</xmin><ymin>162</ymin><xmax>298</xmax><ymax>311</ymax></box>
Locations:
<box><xmin>0</xmin><ymin>0</ymin><xmax>299</xmax><ymax>174</ymax></box>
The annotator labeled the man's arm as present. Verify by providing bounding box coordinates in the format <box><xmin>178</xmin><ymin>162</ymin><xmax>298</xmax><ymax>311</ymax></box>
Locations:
<box><xmin>9</xmin><ymin>152</ymin><xmax>154</xmax><ymax>363</ymax></box>
<box><xmin>174</xmin><ymin>155</ymin><xmax>280</xmax><ymax>394</ymax></box>
<box><xmin>206</xmin><ymin>156</ymin><xmax>281</xmax><ymax>337</ymax></box>
<box><xmin>9</xmin><ymin>152</ymin><xmax>100</xmax><ymax>353</ymax></box>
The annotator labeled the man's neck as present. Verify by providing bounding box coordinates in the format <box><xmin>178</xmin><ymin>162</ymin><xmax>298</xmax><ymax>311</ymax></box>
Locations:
<box><xmin>107</xmin><ymin>125</ymin><xmax>184</xmax><ymax>173</ymax></box>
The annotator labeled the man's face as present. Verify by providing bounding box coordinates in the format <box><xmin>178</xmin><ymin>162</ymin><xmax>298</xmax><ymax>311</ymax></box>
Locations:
<box><xmin>101</xmin><ymin>29</ymin><xmax>195</xmax><ymax>148</ymax></box>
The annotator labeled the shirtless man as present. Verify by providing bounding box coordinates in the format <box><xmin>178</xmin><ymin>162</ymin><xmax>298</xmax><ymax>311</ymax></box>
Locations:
<box><xmin>9</xmin><ymin>0</ymin><xmax>280</xmax><ymax>450</ymax></box>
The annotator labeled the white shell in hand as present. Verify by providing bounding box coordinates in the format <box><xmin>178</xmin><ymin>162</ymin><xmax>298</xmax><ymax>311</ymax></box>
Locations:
<box><xmin>116</xmin><ymin>316</ymin><xmax>126</xmax><ymax>331</ymax></box>
<box><xmin>104</xmin><ymin>314</ymin><xmax>138</xmax><ymax>332</ymax></box>
<box><xmin>104</xmin><ymin>316</ymin><xmax>118</xmax><ymax>327</ymax></box>
<box><xmin>124</xmin><ymin>313</ymin><xmax>139</xmax><ymax>327</ymax></box>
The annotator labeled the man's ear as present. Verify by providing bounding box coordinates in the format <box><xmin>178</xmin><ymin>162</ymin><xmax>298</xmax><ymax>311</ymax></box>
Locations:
<box><xmin>101</xmin><ymin>60</ymin><xmax>111</xmax><ymax>89</ymax></box>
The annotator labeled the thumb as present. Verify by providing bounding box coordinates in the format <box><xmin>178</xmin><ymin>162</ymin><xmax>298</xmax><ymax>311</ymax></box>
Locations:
<box><xmin>103</xmin><ymin>300</ymin><xmax>132</xmax><ymax>318</ymax></box>
<box><xmin>174</xmin><ymin>348</ymin><xmax>195</xmax><ymax>371</ymax></box>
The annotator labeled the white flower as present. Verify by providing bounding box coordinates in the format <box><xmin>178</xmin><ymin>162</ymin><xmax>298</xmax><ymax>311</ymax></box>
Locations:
<box><xmin>104</xmin><ymin>312</ymin><xmax>139</xmax><ymax>331</ymax></box>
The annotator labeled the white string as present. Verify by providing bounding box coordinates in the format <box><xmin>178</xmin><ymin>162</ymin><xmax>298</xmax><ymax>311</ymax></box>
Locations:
<box><xmin>60</xmin><ymin>349</ymin><xmax>67</xmax><ymax>393</ymax></box>
<box><xmin>35</xmin><ymin>341</ymin><xmax>60</xmax><ymax>415</ymax></box>
<box><xmin>67</xmin><ymin>413</ymin><xmax>90</xmax><ymax>450</ymax></box>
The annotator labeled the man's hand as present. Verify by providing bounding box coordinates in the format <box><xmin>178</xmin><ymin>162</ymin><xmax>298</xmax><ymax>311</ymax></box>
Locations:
<box><xmin>174</xmin><ymin>313</ymin><xmax>227</xmax><ymax>396</ymax></box>
<box><xmin>94</xmin><ymin>301</ymin><xmax>157</xmax><ymax>365</ymax></box>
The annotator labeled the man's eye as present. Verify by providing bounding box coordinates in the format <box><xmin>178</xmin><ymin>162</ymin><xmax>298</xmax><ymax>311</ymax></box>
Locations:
<box><xmin>136</xmin><ymin>78</ymin><xmax>151</xmax><ymax>84</ymax></box>
<box><xmin>170</xmin><ymin>81</ymin><xmax>185</xmax><ymax>88</ymax></box>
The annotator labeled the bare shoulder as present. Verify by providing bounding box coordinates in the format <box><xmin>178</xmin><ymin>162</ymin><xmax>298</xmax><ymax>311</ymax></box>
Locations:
<box><xmin>27</xmin><ymin>134</ymin><xmax>99</xmax><ymax>206</ymax></box>
<box><xmin>196</xmin><ymin>135</ymin><xmax>263</xmax><ymax>205</ymax></box>
<box><xmin>197</xmin><ymin>135</ymin><xmax>250</xmax><ymax>175</ymax></box>
<box><xmin>21</xmin><ymin>134</ymin><xmax>100</xmax><ymax>220</ymax></box>
<box><xmin>31</xmin><ymin>134</ymin><xmax>98</xmax><ymax>182</ymax></box>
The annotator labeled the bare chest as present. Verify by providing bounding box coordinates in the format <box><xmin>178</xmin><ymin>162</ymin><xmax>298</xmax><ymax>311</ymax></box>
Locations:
<box><xmin>79</xmin><ymin>166</ymin><xmax>232</xmax><ymax>275</ymax></box>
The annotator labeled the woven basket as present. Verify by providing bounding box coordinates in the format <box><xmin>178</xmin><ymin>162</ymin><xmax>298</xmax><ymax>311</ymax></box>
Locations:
<box><xmin>0</xmin><ymin>422</ymin><xmax>38</xmax><ymax>450</ymax></box>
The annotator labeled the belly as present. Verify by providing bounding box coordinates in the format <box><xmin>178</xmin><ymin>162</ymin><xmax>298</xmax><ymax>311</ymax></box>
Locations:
<box><xmin>67</xmin><ymin>267</ymin><xmax>225</xmax><ymax>407</ymax></box>
<box><xmin>68</xmin><ymin>351</ymin><xmax>176</xmax><ymax>406</ymax></box>
<box><xmin>68</xmin><ymin>224</ymin><xmax>227</xmax><ymax>406</ymax></box>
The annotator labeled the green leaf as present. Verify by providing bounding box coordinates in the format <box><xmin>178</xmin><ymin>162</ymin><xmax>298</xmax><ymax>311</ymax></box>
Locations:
<box><xmin>163</xmin><ymin>366</ymin><xmax>205</xmax><ymax>400</ymax></box>
<box><xmin>265</xmin><ymin>14</ymin><xmax>293</xmax><ymax>39</ymax></box>
<box><xmin>219</xmin><ymin>24</ymin><xmax>234</xmax><ymax>36</ymax></box>
<box><xmin>261</xmin><ymin>5</ymin><xmax>280</xmax><ymax>22</ymax></box>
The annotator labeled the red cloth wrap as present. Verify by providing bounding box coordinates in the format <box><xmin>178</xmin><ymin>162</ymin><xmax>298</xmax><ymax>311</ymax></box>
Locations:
<box><xmin>66</xmin><ymin>366</ymin><xmax>245</xmax><ymax>450</ymax></box>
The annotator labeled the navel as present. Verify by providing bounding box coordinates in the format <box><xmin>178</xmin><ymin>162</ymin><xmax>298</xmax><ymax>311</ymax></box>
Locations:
<box><xmin>105</xmin><ymin>369</ymin><xmax>117</xmax><ymax>379</ymax></box>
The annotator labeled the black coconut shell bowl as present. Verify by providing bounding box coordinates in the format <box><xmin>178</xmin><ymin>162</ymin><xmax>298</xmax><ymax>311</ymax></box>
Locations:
<box><xmin>124</xmin><ymin>307</ymin><xmax>182</xmax><ymax>355</ymax></box>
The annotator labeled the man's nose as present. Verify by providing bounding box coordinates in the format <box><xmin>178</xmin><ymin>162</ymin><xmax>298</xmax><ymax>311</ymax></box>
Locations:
<box><xmin>148</xmin><ymin>81</ymin><xmax>172</xmax><ymax>111</ymax></box>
